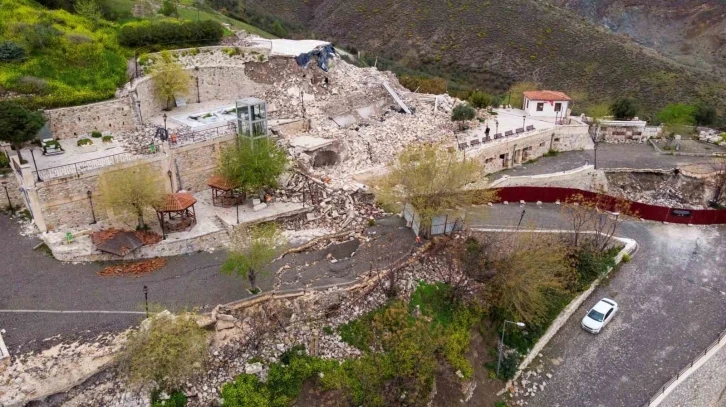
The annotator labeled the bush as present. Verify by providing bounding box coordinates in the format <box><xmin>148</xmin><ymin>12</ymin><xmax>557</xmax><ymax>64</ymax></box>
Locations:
<box><xmin>0</xmin><ymin>41</ymin><xmax>26</xmax><ymax>62</ymax></box>
<box><xmin>91</xmin><ymin>131</ymin><xmax>102</xmax><ymax>138</ymax></box>
<box><xmin>499</xmin><ymin>351</ymin><xmax>520</xmax><ymax>380</ymax></box>
<box><xmin>621</xmin><ymin>253</ymin><xmax>631</xmax><ymax>263</ymax></box>
<box><xmin>119</xmin><ymin>20</ymin><xmax>224</xmax><ymax>48</ymax></box>
<box><xmin>573</xmin><ymin>245</ymin><xmax>617</xmax><ymax>289</ymax></box>
<box><xmin>494</xmin><ymin>401</ymin><xmax>508</xmax><ymax>407</ymax></box>
<box><xmin>0</xmin><ymin>153</ymin><xmax>9</xmax><ymax>168</ymax></box>
<box><xmin>610</xmin><ymin>98</ymin><xmax>638</xmax><ymax>120</ymax></box>
<box><xmin>118</xmin><ymin>312</ymin><xmax>209</xmax><ymax>390</ymax></box>
<box><xmin>468</xmin><ymin>90</ymin><xmax>492</xmax><ymax>109</ymax></box>
<box><xmin>15</xmin><ymin>76</ymin><xmax>49</xmax><ymax>95</ymax></box>
<box><xmin>399</xmin><ymin>75</ymin><xmax>448</xmax><ymax>94</ymax></box>
<box><xmin>451</xmin><ymin>103</ymin><xmax>476</xmax><ymax>122</ymax></box>
<box><xmin>151</xmin><ymin>390</ymin><xmax>187</xmax><ymax>407</ymax></box>
<box><xmin>102</xmin><ymin>135</ymin><xmax>114</xmax><ymax>142</ymax></box>
<box><xmin>77</xmin><ymin>138</ymin><xmax>93</xmax><ymax>146</ymax></box>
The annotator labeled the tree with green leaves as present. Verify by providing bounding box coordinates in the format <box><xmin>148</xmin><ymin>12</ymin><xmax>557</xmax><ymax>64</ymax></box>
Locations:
<box><xmin>585</xmin><ymin>102</ymin><xmax>611</xmax><ymax>141</ymax></box>
<box><xmin>658</xmin><ymin>103</ymin><xmax>696</xmax><ymax>137</ymax></box>
<box><xmin>0</xmin><ymin>41</ymin><xmax>26</xmax><ymax>61</ymax></box>
<box><xmin>97</xmin><ymin>163</ymin><xmax>166</xmax><ymax>229</ymax></box>
<box><xmin>610</xmin><ymin>98</ymin><xmax>638</xmax><ymax>120</ymax></box>
<box><xmin>375</xmin><ymin>144</ymin><xmax>492</xmax><ymax>237</ymax></box>
<box><xmin>151</xmin><ymin>51</ymin><xmax>191</xmax><ymax>110</ymax></box>
<box><xmin>118</xmin><ymin>311</ymin><xmax>209</xmax><ymax>390</ymax></box>
<box><xmin>217</xmin><ymin>138</ymin><xmax>288</xmax><ymax>195</ymax></box>
<box><xmin>693</xmin><ymin>104</ymin><xmax>717</xmax><ymax>127</ymax></box>
<box><xmin>451</xmin><ymin>103</ymin><xmax>476</xmax><ymax>130</ymax></box>
<box><xmin>222</xmin><ymin>223</ymin><xmax>283</xmax><ymax>293</ymax></box>
<box><xmin>0</xmin><ymin>101</ymin><xmax>46</xmax><ymax>163</ymax></box>
<box><xmin>74</xmin><ymin>0</ymin><xmax>103</xmax><ymax>23</ymax></box>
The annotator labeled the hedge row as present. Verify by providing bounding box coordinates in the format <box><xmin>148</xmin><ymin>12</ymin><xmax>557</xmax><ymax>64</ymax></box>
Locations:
<box><xmin>119</xmin><ymin>20</ymin><xmax>224</xmax><ymax>48</ymax></box>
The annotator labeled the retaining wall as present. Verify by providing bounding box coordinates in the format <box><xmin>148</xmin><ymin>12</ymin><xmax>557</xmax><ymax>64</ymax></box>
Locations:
<box><xmin>45</xmin><ymin>97</ymin><xmax>138</xmax><ymax>140</ymax></box>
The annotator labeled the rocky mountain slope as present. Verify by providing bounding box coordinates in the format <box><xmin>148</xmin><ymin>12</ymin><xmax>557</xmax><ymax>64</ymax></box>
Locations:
<box><xmin>240</xmin><ymin>0</ymin><xmax>726</xmax><ymax>119</ymax></box>
<box><xmin>544</xmin><ymin>0</ymin><xmax>726</xmax><ymax>76</ymax></box>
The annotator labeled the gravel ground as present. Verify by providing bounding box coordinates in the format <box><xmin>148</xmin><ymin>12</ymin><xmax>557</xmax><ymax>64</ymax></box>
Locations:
<box><xmin>471</xmin><ymin>205</ymin><xmax>726</xmax><ymax>407</ymax></box>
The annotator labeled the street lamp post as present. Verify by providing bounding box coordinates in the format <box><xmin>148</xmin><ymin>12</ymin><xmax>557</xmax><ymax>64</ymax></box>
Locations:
<box><xmin>143</xmin><ymin>285</ymin><xmax>149</xmax><ymax>318</ymax></box>
<box><xmin>196</xmin><ymin>77</ymin><xmax>200</xmax><ymax>103</ymax></box>
<box><xmin>137</xmin><ymin>100</ymin><xmax>143</xmax><ymax>124</ymax></box>
<box><xmin>2</xmin><ymin>181</ymin><xmax>14</xmax><ymax>215</ymax></box>
<box><xmin>497</xmin><ymin>320</ymin><xmax>526</xmax><ymax>378</ymax></box>
<box><xmin>87</xmin><ymin>190</ymin><xmax>96</xmax><ymax>224</ymax></box>
<box><xmin>516</xmin><ymin>209</ymin><xmax>526</xmax><ymax>229</ymax></box>
<box><xmin>30</xmin><ymin>148</ymin><xmax>41</xmax><ymax>182</ymax></box>
<box><xmin>167</xmin><ymin>170</ymin><xmax>174</xmax><ymax>192</ymax></box>
<box><xmin>163</xmin><ymin>113</ymin><xmax>168</xmax><ymax>131</ymax></box>
<box><xmin>522</xmin><ymin>115</ymin><xmax>526</xmax><ymax>130</ymax></box>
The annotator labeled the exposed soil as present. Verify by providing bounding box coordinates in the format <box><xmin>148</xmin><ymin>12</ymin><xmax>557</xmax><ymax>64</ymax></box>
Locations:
<box><xmin>606</xmin><ymin>171</ymin><xmax>707</xmax><ymax>208</ymax></box>
<box><xmin>296</xmin><ymin>379</ymin><xmax>349</xmax><ymax>406</ymax></box>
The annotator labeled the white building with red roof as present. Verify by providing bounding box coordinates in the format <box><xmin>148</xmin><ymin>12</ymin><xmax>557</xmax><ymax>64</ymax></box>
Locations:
<box><xmin>522</xmin><ymin>90</ymin><xmax>571</xmax><ymax>118</ymax></box>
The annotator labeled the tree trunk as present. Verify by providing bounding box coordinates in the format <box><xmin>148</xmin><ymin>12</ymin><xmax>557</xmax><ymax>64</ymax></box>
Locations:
<box><xmin>248</xmin><ymin>268</ymin><xmax>258</xmax><ymax>292</ymax></box>
<box><xmin>137</xmin><ymin>213</ymin><xmax>145</xmax><ymax>230</ymax></box>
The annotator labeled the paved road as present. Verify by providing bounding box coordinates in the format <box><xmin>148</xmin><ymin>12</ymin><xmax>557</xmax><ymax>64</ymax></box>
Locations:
<box><xmin>472</xmin><ymin>205</ymin><xmax>726</xmax><ymax>407</ymax></box>
<box><xmin>0</xmin><ymin>215</ymin><xmax>414</xmax><ymax>354</ymax></box>
<box><xmin>490</xmin><ymin>143</ymin><xmax>713</xmax><ymax>180</ymax></box>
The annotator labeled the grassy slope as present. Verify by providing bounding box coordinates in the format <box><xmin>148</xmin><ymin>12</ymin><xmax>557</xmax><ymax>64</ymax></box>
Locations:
<box><xmin>243</xmin><ymin>0</ymin><xmax>726</xmax><ymax>119</ymax></box>
<box><xmin>0</xmin><ymin>0</ymin><xmax>129</xmax><ymax>107</ymax></box>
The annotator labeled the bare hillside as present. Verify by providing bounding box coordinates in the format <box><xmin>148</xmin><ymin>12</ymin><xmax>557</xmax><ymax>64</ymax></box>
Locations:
<box><xmin>240</xmin><ymin>0</ymin><xmax>726</xmax><ymax>119</ymax></box>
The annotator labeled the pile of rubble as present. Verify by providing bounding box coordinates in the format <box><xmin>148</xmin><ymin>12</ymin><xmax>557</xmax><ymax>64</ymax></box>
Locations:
<box><xmin>698</xmin><ymin>129</ymin><xmax>726</xmax><ymax>146</ymax></box>
<box><xmin>605</xmin><ymin>171</ymin><xmax>707</xmax><ymax>209</ymax></box>
<box><xmin>507</xmin><ymin>356</ymin><xmax>555</xmax><ymax>405</ymax></box>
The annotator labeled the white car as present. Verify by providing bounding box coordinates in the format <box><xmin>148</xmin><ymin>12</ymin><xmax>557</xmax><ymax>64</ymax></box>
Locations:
<box><xmin>581</xmin><ymin>298</ymin><xmax>618</xmax><ymax>334</ymax></box>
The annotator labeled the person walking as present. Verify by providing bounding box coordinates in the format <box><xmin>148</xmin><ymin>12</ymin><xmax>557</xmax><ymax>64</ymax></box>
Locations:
<box><xmin>485</xmin><ymin>125</ymin><xmax>491</xmax><ymax>141</ymax></box>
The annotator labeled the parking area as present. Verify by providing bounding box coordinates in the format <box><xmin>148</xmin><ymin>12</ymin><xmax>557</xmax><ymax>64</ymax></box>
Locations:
<box><xmin>472</xmin><ymin>205</ymin><xmax>726</xmax><ymax>407</ymax></box>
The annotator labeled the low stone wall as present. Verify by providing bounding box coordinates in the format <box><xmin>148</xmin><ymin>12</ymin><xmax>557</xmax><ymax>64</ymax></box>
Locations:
<box><xmin>652</xmin><ymin>332</ymin><xmax>726</xmax><ymax>407</ymax></box>
<box><xmin>45</xmin><ymin>228</ymin><xmax>230</xmax><ymax>262</ymax></box>
<box><xmin>0</xmin><ymin>172</ymin><xmax>26</xmax><ymax>212</ymax></box>
<box><xmin>489</xmin><ymin>165</ymin><xmax>594</xmax><ymax>188</ymax></box>
<box><xmin>45</xmin><ymin>97</ymin><xmax>138</xmax><ymax>140</ymax></box>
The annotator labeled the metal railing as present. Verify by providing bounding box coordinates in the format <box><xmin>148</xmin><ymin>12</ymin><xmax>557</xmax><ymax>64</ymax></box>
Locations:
<box><xmin>170</xmin><ymin>121</ymin><xmax>237</xmax><ymax>147</ymax></box>
<box><xmin>641</xmin><ymin>328</ymin><xmax>726</xmax><ymax>406</ymax></box>
<box><xmin>32</xmin><ymin>144</ymin><xmax>161</xmax><ymax>181</ymax></box>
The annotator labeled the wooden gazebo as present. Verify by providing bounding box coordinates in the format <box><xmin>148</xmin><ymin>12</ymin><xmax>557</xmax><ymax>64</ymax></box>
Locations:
<box><xmin>207</xmin><ymin>175</ymin><xmax>244</xmax><ymax>207</ymax></box>
<box><xmin>155</xmin><ymin>193</ymin><xmax>197</xmax><ymax>239</ymax></box>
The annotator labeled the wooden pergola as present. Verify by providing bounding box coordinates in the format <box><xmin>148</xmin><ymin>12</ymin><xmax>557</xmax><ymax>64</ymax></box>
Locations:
<box><xmin>207</xmin><ymin>175</ymin><xmax>244</xmax><ymax>207</ymax></box>
<box><xmin>155</xmin><ymin>193</ymin><xmax>197</xmax><ymax>239</ymax></box>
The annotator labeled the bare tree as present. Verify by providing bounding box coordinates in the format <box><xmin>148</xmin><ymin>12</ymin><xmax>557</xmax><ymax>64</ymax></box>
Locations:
<box><xmin>709</xmin><ymin>158</ymin><xmax>726</xmax><ymax>205</ymax></box>
<box><xmin>561</xmin><ymin>194</ymin><xmax>632</xmax><ymax>252</ymax></box>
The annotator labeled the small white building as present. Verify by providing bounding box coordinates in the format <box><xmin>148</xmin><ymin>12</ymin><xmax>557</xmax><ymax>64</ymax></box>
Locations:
<box><xmin>522</xmin><ymin>90</ymin><xmax>571</xmax><ymax>118</ymax></box>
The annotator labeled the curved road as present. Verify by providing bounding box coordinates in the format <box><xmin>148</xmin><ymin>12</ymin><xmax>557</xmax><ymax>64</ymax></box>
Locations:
<box><xmin>470</xmin><ymin>204</ymin><xmax>726</xmax><ymax>407</ymax></box>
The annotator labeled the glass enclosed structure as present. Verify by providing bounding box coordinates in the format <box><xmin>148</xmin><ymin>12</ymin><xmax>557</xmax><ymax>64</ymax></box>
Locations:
<box><xmin>235</xmin><ymin>97</ymin><xmax>268</xmax><ymax>142</ymax></box>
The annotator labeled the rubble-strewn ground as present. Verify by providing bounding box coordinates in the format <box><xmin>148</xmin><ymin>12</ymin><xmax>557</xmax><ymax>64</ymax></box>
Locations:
<box><xmin>606</xmin><ymin>172</ymin><xmax>708</xmax><ymax>209</ymax></box>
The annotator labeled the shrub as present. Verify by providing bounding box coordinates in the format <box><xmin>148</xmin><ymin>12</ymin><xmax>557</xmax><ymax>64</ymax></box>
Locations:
<box><xmin>0</xmin><ymin>41</ymin><xmax>26</xmax><ymax>62</ymax></box>
<box><xmin>610</xmin><ymin>98</ymin><xmax>638</xmax><ymax>120</ymax></box>
<box><xmin>15</xmin><ymin>76</ymin><xmax>49</xmax><ymax>95</ymax></box>
<box><xmin>102</xmin><ymin>135</ymin><xmax>114</xmax><ymax>142</ymax></box>
<box><xmin>151</xmin><ymin>390</ymin><xmax>187</xmax><ymax>407</ymax></box>
<box><xmin>574</xmin><ymin>245</ymin><xmax>617</xmax><ymax>289</ymax></box>
<box><xmin>91</xmin><ymin>131</ymin><xmax>102</xmax><ymax>138</ymax></box>
<box><xmin>322</xmin><ymin>326</ymin><xmax>334</xmax><ymax>335</ymax></box>
<box><xmin>468</xmin><ymin>90</ymin><xmax>493</xmax><ymax>109</ymax></box>
<box><xmin>451</xmin><ymin>103</ymin><xmax>476</xmax><ymax>122</ymax></box>
<box><xmin>494</xmin><ymin>401</ymin><xmax>508</xmax><ymax>407</ymax></box>
<box><xmin>499</xmin><ymin>351</ymin><xmax>520</xmax><ymax>380</ymax></box>
<box><xmin>118</xmin><ymin>20</ymin><xmax>224</xmax><ymax>48</ymax></box>
<box><xmin>77</xmin><ymin>138</ymin><xmax>93</xmax><ymax>146</ymax></box>
<box><xmin>0</xmin><ymin>152</ymin><xmax>9</xmax><ymax>168</ymax></box>
<box><xmin>399</xmin><ymin>75</ymin><xmax>448</xmax><ymax>94</ymax></box>
<box><xmin>118</xmin><ymin>312</ymin><xmax>209</xmax><ymax>390</ymax></box>
<box><xmin>621</xmin><ymin>253</ymin><xmax>631</xmax><ymax>263</ymax></box>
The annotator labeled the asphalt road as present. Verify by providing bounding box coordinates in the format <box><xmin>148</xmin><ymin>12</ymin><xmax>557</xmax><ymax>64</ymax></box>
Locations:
<box><xmin>0</xmin><ymin>215</ymin><xmax>414</xmax><ymax>355</ymax></box>
<box><xmin>490</xmin><ymin>143</ymin><xmax>713</xmax><ymax>181</ymax></box>
<box><xmin>472</xmin><ymin>205</ymin><xmax>726</xmax><ymax>407</ymax></box>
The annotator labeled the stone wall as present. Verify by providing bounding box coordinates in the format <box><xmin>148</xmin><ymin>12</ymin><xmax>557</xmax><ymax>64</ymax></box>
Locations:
<box><xmin>174</xmin><ymin>136</ymin><xmax>235</xmax><ymax>193</ymax></box>
<box><xmin>657</xmin><ymin>338</ymin><xmax>726</xmax><ymax>407</ymax></box>
<box><xmin>45</xmin><ymin>97</ymin><xmax>138</xmax><ymax>140</ymax></box>
<box><xmin>133</xmin><ymin>65</ymin><xmax>271</xmax><ymax>123</ymax></box>
<box><xmin>0</xmin><ymin>172</ymin><xmax>26</xmax><ymax>212</ymax></box>
<box><xmin>36</xmin><ymin>159</ymin><xmax>165</xmax><ymax>231</ymax></box>
<box><xmin>471</xmin><ymin>125</ymin><xmax>592</xmax><ymax>174</ymax></box>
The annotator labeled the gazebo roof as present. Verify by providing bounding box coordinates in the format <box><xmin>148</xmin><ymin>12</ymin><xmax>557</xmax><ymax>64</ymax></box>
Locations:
<box><xmin>207</xmin><ymin>175</ymin><xmax>240</xmax><ymax>191</ymax></box>
<box><xmin>157</xmin><ymin>193</ymin><xmax>197</xmax><ymax>212</ymax></box>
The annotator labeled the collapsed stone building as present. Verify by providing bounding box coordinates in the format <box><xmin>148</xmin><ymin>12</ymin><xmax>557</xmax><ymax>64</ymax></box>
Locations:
<box><xmin>4</xmin><ymin>39</ymin><xmax>592</xmax><ymax>239</ymax></box>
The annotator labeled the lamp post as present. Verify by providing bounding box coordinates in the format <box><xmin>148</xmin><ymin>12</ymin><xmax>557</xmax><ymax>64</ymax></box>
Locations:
<box><xmin>495</xmin><ymin>120</ymin><xmax>499</xmax><ymax>137</ymax></box>
<box><xmin>2</xmin><ymin>181</ymin><xmax>14</xmax><ymax>215</ymax></box>
<box><xmin>497</xmin><ymin>320</ymin><xmax>526</xmax><ymax>378</ymax></box>
<box><xmin>195</xmin><ymin>77</ymin><xmax>200</xmax><ymax>103</ymax></box>
<box><xmin>143</xmin><ymin>285</ymin><xmax>149</xmax><ymax>318</ymax></box>
<box><xmin>522</xmin><ymin>115</ymin><xmax>526</xmax><ymax>130</ymax></box>
<box><xmin>87</xmin><ymin>190</ymin><xmax>96</xmax><ymax>224</ymax></box>
<box><xmin>516</xmin><ymin>209</ymin><xmax>526</xmax><ymax>230</ymax></box>
<box><xmin>137</xmin><ymin>100</ymin><xmax>143</xmax><ymax>124</ymax></box>
<box><xmin>236</xmin><ymin>201</ymin><xmax>239</xmax><ymax>224</ymax></box>
<box><xmin>163</xmin><ymin>113</ymin><xmax>168</xmax><ymax>131</ymax></box>
<box><xmin>30</xmin><ymin>148</ymin><xmax>41</xmax><ymax>182</ymax></box>
<box><xmin>167</xmin><ymin>170</ymin><xmax>173</xmax><ymax>192</ymax></box>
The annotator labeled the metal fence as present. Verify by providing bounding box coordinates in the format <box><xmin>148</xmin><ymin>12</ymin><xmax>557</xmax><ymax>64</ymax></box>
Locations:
<box><xmin>641</xmin><ymin>329</ymin><xmax>726</xmax><ymax>407</ymax></box>
<box><xmin>169</xmin><ymin>121</ymin><xmax>236</xmax><ymax>147</ymax></box>
<box><xmin>33</xmin><ymin>144</ymin><xmax>161</xmax><ymax>181</ymax></box>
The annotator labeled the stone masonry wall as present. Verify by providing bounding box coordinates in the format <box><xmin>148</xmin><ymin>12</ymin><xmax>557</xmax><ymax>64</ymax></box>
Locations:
<box><xmin>657</xmin><ymin>340</ymin><xmax>726</xmax><ymax>407</ymax></box>
<box><xmin>134</xmin><ymin>66</ymin><xmax>271</xmax><ymax>123</ymax></box>
<box><xmin>45</xmin><ymin>97</ymin><xmax>138</xmax><ymax>140</ymax></box>
<box><xmin>0</xmin><ymin>172</ymin><xmax>26</xmax><ymax>212</ymax></box>
<box><xmin>472</xmin><ymin>125</ymin><xmax>593</xmax><ymax>174</ymax></box>
<box><xmin>36</xmin><ymin>159</ymin><xmax>164</xmax><ymax>231</ymax></box>
<box><xmin>174</xmin><ymin>136</ymin><xmax>235</xmax><ymax>193</ymax></box>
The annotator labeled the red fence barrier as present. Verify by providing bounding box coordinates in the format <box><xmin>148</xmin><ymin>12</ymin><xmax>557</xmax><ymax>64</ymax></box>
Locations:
<box><xmin>494</xmin><ymin>186</ymin><xmax>726</xmax><ymax>225</ymax></box>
